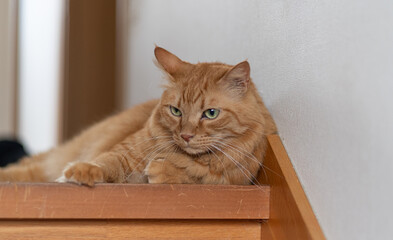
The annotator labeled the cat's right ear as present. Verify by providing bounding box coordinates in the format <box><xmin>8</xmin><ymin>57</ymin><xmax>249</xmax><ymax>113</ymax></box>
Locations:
<box><xmin>219</xmin><ymin>61</ymin><xmax>251</xmax><ymax>98</ymax></box>
<box><xmin>154</xmin><ymin>47</ymin><xmax>189</xmax><ymax>76</ymax></box>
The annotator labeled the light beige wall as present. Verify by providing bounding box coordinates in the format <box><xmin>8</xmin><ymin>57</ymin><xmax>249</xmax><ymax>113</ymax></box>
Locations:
<box><xmin>0</xmin><ymin>0</ymin><xmax>17</xmax><ymax>137</ymax></box>
<box><xmin>124</xmin><ymin>1</ymin><xmax>393</xmax><ymax>239</ymax></box>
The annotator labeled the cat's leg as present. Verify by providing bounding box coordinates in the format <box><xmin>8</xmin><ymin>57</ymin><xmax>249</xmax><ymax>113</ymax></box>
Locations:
<box><xmin>145</xmin><ymin>153</ymin><xmax>233</xmax><ymax>185</ymax></box>
<box><xmin>0</xmin><ymin>154</ymin><xmax>49</xmax><ymax>182</ymax></box>
<box><xmin>144</xmin><ymin>152</ymin><xmax>217</xmax><ymax>184</ymax></box>
<box><xmin>145</xmin><ymin>157</ymin><xmax>196</xmax><ymax>184</ymax></box>
<box><xmin>61</xmin><ymin>154</ymin><xmax>195</xmax><ymax>186</ymax></box>
<box><xmin>57</xmin><ymin>151</ymin><xmax>144</xmax><ymax>186</ymax></box>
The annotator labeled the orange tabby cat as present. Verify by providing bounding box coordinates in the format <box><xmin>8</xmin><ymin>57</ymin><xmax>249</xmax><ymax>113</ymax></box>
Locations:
<box><xmin>0</xmin><ymin>47</ymin><xmax>276</xmax><ymax>186</ymax></box>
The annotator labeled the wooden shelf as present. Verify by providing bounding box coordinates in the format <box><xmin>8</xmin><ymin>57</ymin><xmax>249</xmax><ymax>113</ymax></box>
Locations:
<box><xmin>0</xmin><ymin>183</ymin><xmax>269</xmax><ymax>220</ymax></box>
<box><xmin>0</xmin><ymin>135</ymin><xmax>325</xmax><ymax>239</ymax></box>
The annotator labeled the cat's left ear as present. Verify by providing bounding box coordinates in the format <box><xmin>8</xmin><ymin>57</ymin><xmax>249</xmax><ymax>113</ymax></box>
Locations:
<box><xmin>154</xmin><ymin>47</ymin><xmax>190</xmax><ymax>76</ymax></box>
<box><xmin>219</xmin><ymin>61</ymin><xmax>251</xmax><ymax>97</ymax></box>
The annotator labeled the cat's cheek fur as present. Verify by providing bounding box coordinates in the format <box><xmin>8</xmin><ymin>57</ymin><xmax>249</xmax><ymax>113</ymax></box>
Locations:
<box><xmin>160</xmin><ymin>111</ymin><xmax>179</xmax><ymax>132</ymax></box>
<box><xmin>56</xmin><ymin>162</ymin><xmax>104</xmax><ymax>186</ymax></box>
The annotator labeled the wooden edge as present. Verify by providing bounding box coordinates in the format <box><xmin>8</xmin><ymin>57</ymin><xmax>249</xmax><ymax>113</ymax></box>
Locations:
<box><xmin>0</xmin><ymin>220</ymin><xmax>261</xmax><ymax>240</ymax></box>
<box><xmin>0</xmin><ymin>183</ymin><xmax>269</xmax><ymax>220</ymax></box>
<box><xmin>258</xmin><ymin>135</ymin><xmax>325</xmax><ymax>240</ymax></box>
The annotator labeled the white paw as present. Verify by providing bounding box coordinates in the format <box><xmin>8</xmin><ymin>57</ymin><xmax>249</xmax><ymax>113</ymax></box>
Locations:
<box><xmin>57</xmin><ymin>162</ymin><xmax>104</xmax><ymax>186</ymax></box>
<box><xmin>55</xmin><ymin>175</ymin><xmax>67</xmax><ymax>183</ymax></box>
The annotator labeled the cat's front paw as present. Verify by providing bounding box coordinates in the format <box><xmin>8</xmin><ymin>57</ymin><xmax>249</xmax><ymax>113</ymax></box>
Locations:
<box><xmin>144</xmin><ymin>158</ymin><xmax>166</xmax><ymax>184</ymax></box>
<box><xmin>58</xmin><ymin>162</ymin><xmax>104</xmax><ymax>186</ymax></box>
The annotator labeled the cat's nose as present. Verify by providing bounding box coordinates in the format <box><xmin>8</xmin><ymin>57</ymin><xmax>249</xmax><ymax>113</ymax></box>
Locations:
<box><xmin>181</xmin><ymin>134</ymin><xmax>194</xmax><ymax>142</ymax></box>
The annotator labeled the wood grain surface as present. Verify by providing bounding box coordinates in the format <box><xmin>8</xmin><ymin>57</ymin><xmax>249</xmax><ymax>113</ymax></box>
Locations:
<box><xmin>0</xmin><ymin>183</ymin><xmax>269</xmax><ymax>220</ymax></box>
<box><xmin>0</xmin><ymin>220</ymin><xmax>260</xmax><ymax>240</ymax></box>
<box><xmin>259</xmin><ymin>135</ymin><xmax>326</xmax><ymax>239</ymax></box>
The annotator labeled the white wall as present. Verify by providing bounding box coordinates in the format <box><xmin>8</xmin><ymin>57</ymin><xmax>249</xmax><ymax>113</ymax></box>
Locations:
<box><xmin>125</xmin><ymin>0</ymin><xmax>393</xmax><ymax>239</ymax></box>
<box><xmin>18</xmin><ymin>0</ymin><xmax>65</xmax><ymax>153</ymax></box>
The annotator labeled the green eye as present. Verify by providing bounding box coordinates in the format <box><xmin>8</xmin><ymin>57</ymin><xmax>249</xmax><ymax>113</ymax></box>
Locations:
<box><xmin>170</xmin><ymin>106</ymin><xmax>182</xmax><ymax>117</ymax></box>
<box><xmin>203</xmin><ymin>109</ymin><xmax>220</xmax><ymax>119</ymax></box>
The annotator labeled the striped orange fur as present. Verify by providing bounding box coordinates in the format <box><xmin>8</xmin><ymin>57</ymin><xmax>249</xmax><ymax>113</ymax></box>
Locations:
<box><xmin>0</xmin><ymin>47</ymin><xmax>276</xmax><ymax>186</ymax></box>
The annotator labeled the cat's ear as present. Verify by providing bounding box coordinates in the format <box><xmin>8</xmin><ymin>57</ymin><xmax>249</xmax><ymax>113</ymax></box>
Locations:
<box><xmin>154</xmin><ymin>47</ymin><xmax>188</xmax><ymax>76</ymax></box>
<box><xmin>219</xmin><ymin>61</ymin><xmax>251</xmax><ymax>97</ymax></box>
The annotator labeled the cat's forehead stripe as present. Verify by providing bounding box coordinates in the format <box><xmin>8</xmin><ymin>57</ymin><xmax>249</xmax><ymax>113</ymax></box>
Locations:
<box><xmin>191</xmin><ymin>89</ymin><xmax>202</xmax><ymax>103</ymax></box>
<box><xmin>181</xmin><ymin>84</ymin><xmax>204</xmax><ymax>105</ymax></box>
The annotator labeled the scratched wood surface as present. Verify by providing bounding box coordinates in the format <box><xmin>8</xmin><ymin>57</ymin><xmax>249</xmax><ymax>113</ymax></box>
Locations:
<box><xmin>0</xmin><ymin>183</ymin><xmax>269</xmax><ymax>220</ymax></box>
<box><xmin>0</xmin><ymin>220</ymin><xmax>261</xmax><ymax>240</ymax></box>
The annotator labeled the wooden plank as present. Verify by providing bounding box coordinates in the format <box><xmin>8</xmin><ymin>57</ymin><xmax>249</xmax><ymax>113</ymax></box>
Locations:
<box><xmin>259</xmin><ymin>135</ymin><xmax>325</xmax><ymax>239</ymax></box>
<box><xmin>0</xmin><ymin>183</ymin><xmax>269</xmax><ymax>220</ymax></box>
<box><xmin>0</xmin><ymin>220</ymin><xmax>260</xmax><ymax>240</ymax></box>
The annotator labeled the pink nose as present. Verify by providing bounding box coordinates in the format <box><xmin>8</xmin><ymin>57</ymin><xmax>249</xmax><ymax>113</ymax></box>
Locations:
<box><xmin>181</xmin><ymin>134</ymin><xmax>194</xmax><ymax>142</ymax></box>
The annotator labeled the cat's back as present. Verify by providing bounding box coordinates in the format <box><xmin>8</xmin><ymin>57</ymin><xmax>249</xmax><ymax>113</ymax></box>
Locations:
<box><xmin>67</xmin><ymin>98</ymin><xmax>160</xmax><ymax>155</ymax></box>
<box><xmin>43</xmin><ymin>99</ymin><xmax>160</xmax><ymax>180</ymax></box>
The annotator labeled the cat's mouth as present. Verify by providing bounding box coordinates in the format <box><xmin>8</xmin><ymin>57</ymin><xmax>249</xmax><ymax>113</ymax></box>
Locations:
<box><xmin>181</xmin><ymin>146</ymin><xmax>207</xmax><ymax>155</ymax></box>
<box><xmin>173</xmin><ymin>135</ymin><xmax>210</xmax><ymax>155</ymax></box>
<box><xmin>176</xmin><ymin>141</ymin><xmax>208</xmax><ymax>155</ymax></box>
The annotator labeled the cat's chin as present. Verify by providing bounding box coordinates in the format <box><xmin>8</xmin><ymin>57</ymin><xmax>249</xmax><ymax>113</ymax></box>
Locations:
<box><xmin>181</xmin><ymin>146</ymin><xmax>207</xmax><ymax>155</ymax></box>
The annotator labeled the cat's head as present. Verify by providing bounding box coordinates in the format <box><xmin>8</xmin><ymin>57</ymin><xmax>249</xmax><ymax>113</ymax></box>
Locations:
<box><xmin>155</xmin><ymin>47</ymin><xmax>264</xmax><ymax>155</ymax></box>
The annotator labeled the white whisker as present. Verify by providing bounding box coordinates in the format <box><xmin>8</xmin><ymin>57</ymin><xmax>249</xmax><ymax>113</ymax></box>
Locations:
<box><xmin>125</xmin><ymin>141</ymin><xmax>175</xmax><ymax>179</ymax></box>
<box><xmin>210</xmin><ymin>137</ymin><xmax>283</xmax><ymax>179</ymax></box>
<box><xmin>211</xmin><ymin>144</ymin><xmax>261</xmax><ymax>187</ymax></box>
<box><xmin>206</xmin><ymin>146</ymin><xmax>230</xmax><ymax>184</ymax></box>
<box><xmin>211</xmin><ymin>144</ymin><xmax>267</xmax><ymax>192</ymax></box>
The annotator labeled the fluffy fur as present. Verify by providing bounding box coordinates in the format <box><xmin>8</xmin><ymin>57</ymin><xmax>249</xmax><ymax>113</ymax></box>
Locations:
<box><xmin>0</xmin><ymin>47</ymin><xmax>276</xmax><ymax>186</ymax></box>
